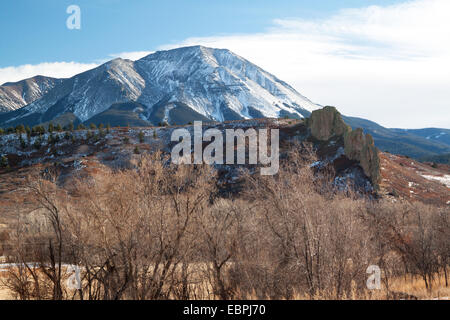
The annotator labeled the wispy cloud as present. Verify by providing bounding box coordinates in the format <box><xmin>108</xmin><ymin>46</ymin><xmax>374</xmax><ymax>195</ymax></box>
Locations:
<box><xmin>0</xmin><ymin>62</ymin><xmax>98</xmax><ymax>85</ymax></box>
<box><xmin>0</xmin><ymin>51</ymin><xmax>154</xmax><ymax>86</ymax></box>
<box><xmin>159</xmin><ymin>0</ymin><xmax>450</xmax><ymax>128</ymax></box>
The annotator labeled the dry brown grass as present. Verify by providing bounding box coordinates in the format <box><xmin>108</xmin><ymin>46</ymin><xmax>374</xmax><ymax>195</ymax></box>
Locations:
<box><xmin>0</xmin><ymin>152</ymin><xmax>448</xmax><ymax>300</ymax></box>
<box><xmin>0</xmin><ymin>289</ymin><xmax>12</xmax><ymax>300</ymax></box>
<box><xmin>0</xmin><ymin>270</ymin><xmax>13</xmax><ymax>299</ymax></box>
<box><xmin>277</xmin><ymin>274</ymin><xmax>450</xmax><ymax>300</ymax></box>
<box><xmin>1</xmin><ymin>263</ymin><xmax>449</xmax><ymax>300</ymax></box>
<box><xmin>388</xmin><ymin>274</ymin><xmax>450</xmax><ymax>300</ymax></box>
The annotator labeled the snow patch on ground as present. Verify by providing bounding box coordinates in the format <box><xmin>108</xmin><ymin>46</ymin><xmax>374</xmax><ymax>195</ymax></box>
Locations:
<box><xmin>408</xmin><ymin>181</ymin><xmax>419</xmax><ymax>188</ymax></box>
<box><xmin>421</xmin><ymin>174</ymin><xmax>450</xmax><ymax>188</ymax></box>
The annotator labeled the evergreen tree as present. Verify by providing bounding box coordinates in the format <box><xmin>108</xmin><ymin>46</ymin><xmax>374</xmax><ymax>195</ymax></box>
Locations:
<box><xmin>0</xmin><ymin>155</ymin><xmax>8</xmax><ymax>168</ymax></box>
<box><xmin>19</xmin><ymin>135</ymin><xmax>27</xmax><ymax>149</ymax></box>
<box><xmin>99</xmin><ymin>127</ymin><xmax>105</xmax><ymax>137</ymax></box>
<box><xmin>33</xmin><ymin>136</ymin><xmax>42</xmax><ymax>150</ymax></box>
<box><xmin>32</xmin><ymin>126</ymin><xmax>45</xmax><ymax>136</ymax></box>
<box><xmin>15</xmin><ymin>124</ymin><xmax>25</xmax><ymax>134</ymax></box>
<box><xmin>138</xmin><ymin>131</ymin><xmax>145</xmax><ymax>143</ymax></box>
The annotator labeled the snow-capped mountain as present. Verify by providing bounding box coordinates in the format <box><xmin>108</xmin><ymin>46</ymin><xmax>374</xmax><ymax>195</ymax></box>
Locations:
<box><xmin>0</xmin><ymin>76</ymin><xmax>63</xmax><ymax>113</ymax></box>
<box><xmin>0</xmin><ymin>46</ymin><xmax>319</xmax><ymax>127</ymax></box>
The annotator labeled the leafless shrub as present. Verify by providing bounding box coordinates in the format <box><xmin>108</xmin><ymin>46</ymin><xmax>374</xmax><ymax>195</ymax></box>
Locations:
<box><xmin>1</xmin><ymin>150</ymin><xmax>448</xmax><ymax>300</ymax></box>
<box><xmin>364</xmin><ymin>200</ymin><xmax>448</xmax><ymax>293</ymax></box>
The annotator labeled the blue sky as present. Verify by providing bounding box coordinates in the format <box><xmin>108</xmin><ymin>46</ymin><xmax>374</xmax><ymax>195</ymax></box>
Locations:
<box><xmin>0</xmin><ymin>0</ymin><xmax>448</xmax><ymax>128</ymax></box>
<box><xmin>0</xmin><ymin>0</ymin><xmax>407</xmax><ymax>66</ymax></box>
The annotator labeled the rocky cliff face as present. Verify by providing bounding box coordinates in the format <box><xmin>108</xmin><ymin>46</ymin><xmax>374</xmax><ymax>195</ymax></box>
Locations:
<box><xmin>344</xmin><ymin>129</ymin><xmax>381</xmax><ymax>188</ymax></box>
<box><xmin>308</xmin><ymin>106</ymin><xmax>381</xmax><ymax>188</ymax></box>
<box><xmin>308</xmin><ymin>106</ymin><xmax>351</xmax><ymax>141</ymax></box>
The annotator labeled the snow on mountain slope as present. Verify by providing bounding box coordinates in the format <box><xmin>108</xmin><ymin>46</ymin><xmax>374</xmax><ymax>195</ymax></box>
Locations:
<box><xmin>0</xmin><ymin>76</ymin><xmax>63</xmax><ymax>113</ymax></box>
<box><xmin>135</xmin><ymin>46</ymin><xmax>318</xmax><ymax>122</ymax></box>
<box><xmin>0</xmin><ymin>46</ymin><xmax>319</xmax><ymax>127</ymax></box>
<box><xmin>68</xmin><ymin>58</ymin><xmax>145</xmax><ymax>121</ymax></box>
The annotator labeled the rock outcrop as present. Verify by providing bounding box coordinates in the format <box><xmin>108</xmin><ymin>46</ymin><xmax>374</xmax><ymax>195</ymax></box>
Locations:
<box><xmin>308</xmin><ymin>106</ymin><xmax>381</xmax><ymax>189</ymax></box>
<box><xmin>344</xmin><ymin>128</ymin><xmax>381</xmax><ymax>188</ymax></box>
<box><xmin>308</xmin><ymin>106</ymin><xmax>351</xmax><ymax>141</ymax></box>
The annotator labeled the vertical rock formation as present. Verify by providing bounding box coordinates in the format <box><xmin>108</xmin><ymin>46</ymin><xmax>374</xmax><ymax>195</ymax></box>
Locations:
<box><xmin>308</xmin><ymin>106</ymin><xmax>351</xmax><ymax>141</ymax></box>
<box><xmin>344</xmin><ymin>129</ymin><xmax>381</xmax><ymax>189</ymax></box>
<box><xmin>308</xmin><ymin>106</ymin><xmax>381</xmax><ymax>189</ymax></box>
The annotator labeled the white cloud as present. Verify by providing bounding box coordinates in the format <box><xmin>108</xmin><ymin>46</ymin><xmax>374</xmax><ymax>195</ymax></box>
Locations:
<box><xmin>0</xmin><ymin>51</ymin><xmax>153</xmax><ymax>87</ymax></box>
<box><xmin>159</xmin><ymin>0</ymin><xmax>450</xmax><ymax>128</ymax></box>
<box><xmin>0</xmin><ymin>62</ymin><xmax>98</xmax><ymax>86</ymax></box>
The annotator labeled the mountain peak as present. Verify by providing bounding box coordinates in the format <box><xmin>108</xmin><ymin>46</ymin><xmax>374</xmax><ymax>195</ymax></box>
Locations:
<box><xmin>138</xmin><ymin>45</ymin><xmax>235</xmax><ymax>65</ymax></box>
<box><xmin>0</xmin><ymin>46</ymin><xmax>320</xmax><ymax>127</ymax></box>
<box><xmin>0</xmin><ymin>76</ymin><xmax>64</xmax><ymax>113</ymax></box>
<box><xmin>1</xmin><ymin>75</ymin><xmax>60</xmax><ymax>87</ymax></box>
